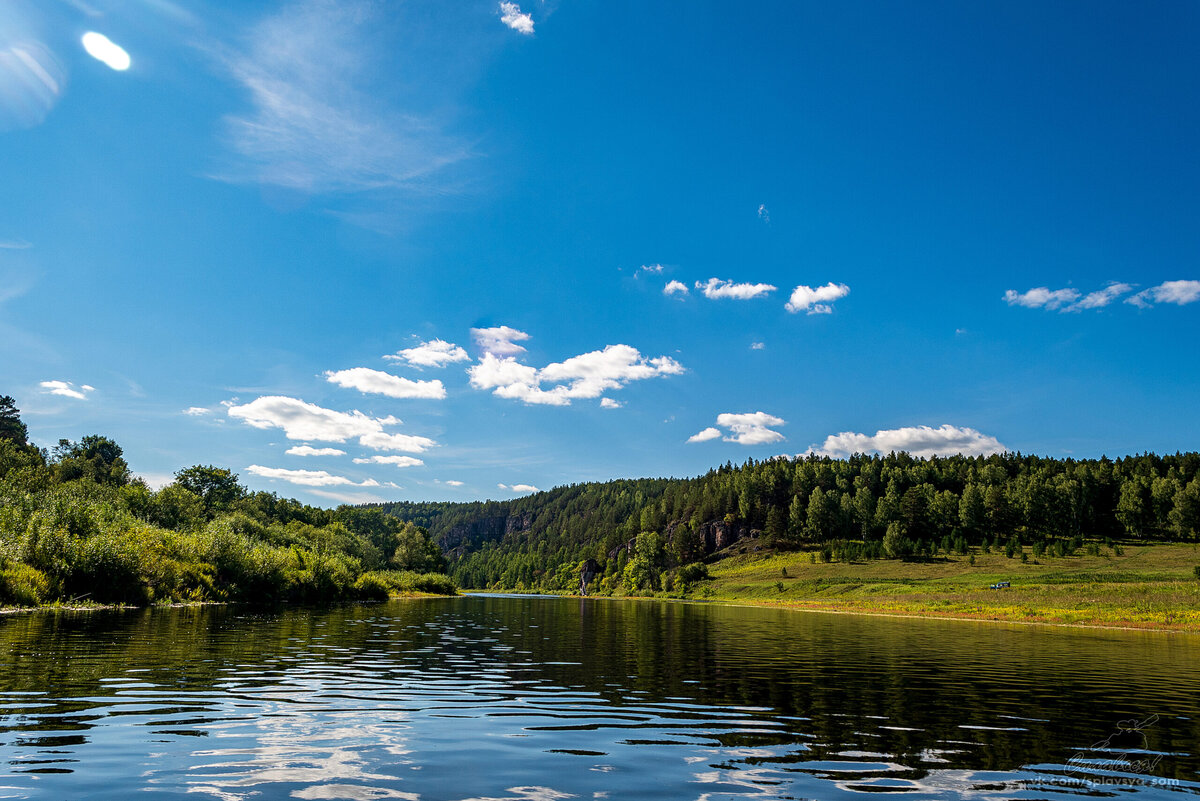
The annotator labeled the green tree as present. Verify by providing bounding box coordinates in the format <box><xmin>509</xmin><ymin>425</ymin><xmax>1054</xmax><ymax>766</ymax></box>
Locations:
<box><xmin>0</xmin><ymin>395</ymin><xmax>29</xmax><ymax>446</ymax></box>
<box><xmin>805</xmin><ymin>487</ymin><xmax>838</xmax><ymax>542</ymax></box>
<box><xmin>52</xmin><ymin>435</ymin><xmax>130</xmax><ymax>485</ymax></box>
<box><xmin>174</xmin><ymin>465</ymin><xmax>244</xmax><ymax>518</ymax></box>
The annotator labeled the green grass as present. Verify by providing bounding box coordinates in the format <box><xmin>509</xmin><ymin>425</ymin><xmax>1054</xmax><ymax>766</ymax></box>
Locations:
<box><xmin>698</xmin><ymin>543</ymin><xmax>1200</xmax><ymax>630</ymax></box>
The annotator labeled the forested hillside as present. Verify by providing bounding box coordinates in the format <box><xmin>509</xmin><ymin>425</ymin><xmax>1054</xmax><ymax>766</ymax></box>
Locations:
<box><xmin>374</xmin><ymin>451</ymin><xmax>1200</xmax><ymax>593</ymax></box>
<box><xmin>0</xmin><ymin>396</ymin><xmax>452</xmax><ymax>607</ymax></box>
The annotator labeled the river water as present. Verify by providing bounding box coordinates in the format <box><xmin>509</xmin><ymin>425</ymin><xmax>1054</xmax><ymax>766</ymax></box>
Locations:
<box><xmin>0</xmin><ymin>595</ymin><xmax>1197</xmax><ymax>800</ymax></box>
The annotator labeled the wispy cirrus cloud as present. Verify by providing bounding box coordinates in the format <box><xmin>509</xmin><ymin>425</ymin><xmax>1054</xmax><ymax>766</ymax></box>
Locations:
<box><xmin>695</xmin><ymin>278</ymin><xmax>776</xmax><ymax>300</ymax></box>
<box><xmin>385</xmin><ymin>338</ymin><xmax>469</xmax><ymax>369</ymax></box>
<box><xmin>40</xmin><ymin>380</ymin><xmax>94</xmax><ymax>400</ymax></box>
<box><xmin>214</xmin><ymin>0</ymin><xmax>469</xmax><ymax>197</ymax></box>
<box><xmin>228</xmin><ymin>395</ymin><xmax>436</xmax><ymax>453</ymax></box>
<box><xmin>689</xmin><ymin>412</ymin><xmax>785</xmax><ymax>445</ymax></box>
<box><xmin>807</xmin><ymin>424</ymin><xmax>1005</xmax><ymax>458</ymax></box>
<box><xmin>498</xmin><ymin>2</ymin><xmax>534</xmax><ymax>34</ymax></box>
<box><xmin>325</xmin><ymin>367</ymin><xmax>446</xmax><ymax>399</ymax></box>
<box><xmin>785</xmin><ymin>282</ymin><xmax>850</xmax><ymax>314</ymax></box>
<box><xmin>468</xmin><ymin>342</ymin><xmax>683</xmax><ymax>407</ymax></box>
<box><xmin>246</xmin><ymin>464</ymin><xmax>380</xmax><ymax>487</ymax></box>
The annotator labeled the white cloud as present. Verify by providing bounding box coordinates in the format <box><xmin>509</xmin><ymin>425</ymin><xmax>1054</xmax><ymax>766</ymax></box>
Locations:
<box><xmin>785</xmin><ymin>283</ymin><xmax>850</xmax><ymax>314</ymax></box>
<box><xmin>1073</xmin><ymin>283</ymin><xmax>1133</xmax><ymax>310</ymax></box>
<box><xmin>687</xmin><ymin>427</ymin><xmax>721</xmax><ymax>443</ymax></box>
<box><xmin>716</xmin><ymin>412</ymin><xmax>786</xmax><ymax>445</ymax></box>
<box><xmin>228</xmin><ymin>395</ymin><xmax>436</xmax><ymax>453</ymax></box>
<box><xmin>183</xmin><ymin>406</ymin><xmax>211</xmax><ymax>416</ymax></box>
<box><xmin>308</xmin><ymin>488</ymin><xmax>390</xmax><ymax>504</ymax></box>
<box><xmin>636</xmin><ymin>263</ymin><xmax>664</xmax><ymax>277</ymax></box>
<box><xmin>750</xmin><ymin>342</ymin><xmax>765</xmax><ymax>350</ymax></box>
<box><xmin>325</xmin><ymin>367</ymin><xmax>446</xmax><ymax>399</ymax></box>
<box><xmin>40</xmin><ymin>380</ymin><xmax>93</xmax><ymax>400</ymax></box>
<box><xmin>471</xmin><ymin>325</ymin><xmax>531</xmax><ymax>357</ymax></box>
<box><xmin>1127</xmin><ymin>279</ymin><xmax>1200</xmax><ymax>308</ymax></box>
<box><xmin>689</xmin><ymin>413</ymin><xmax>785</xmax><ymax>445</ymax></box>
<box><xmin>81</xmin><ymin>31</ymin><xmax>131</xmax><ymax>71</ymax></box>
<box><xmin>498</xmin><ymin>2</ymin><xmax>534</xmax><ymax>34</ymax></box>
<box><xmin>216</xmin><ymin>0</ymin><xmax>467</xmax><ymax>195</ymax></box>
<box><xmin>353</xmin><ymin>455</ymin><xmax>423</xmax><ymax>468</ymax></box>
<box><xmin>807</xmin><ymin>424</ymin><xmax>1006</xmax><ymax>458</ymax></box>
<box><xmin>757</xmin><ymin>204</ymin><xmax>770</xmax><ymax>223</ymax></box>
<box><xmin>385</xmin><ymin>338</ymin><xmax>469</xmax><ymax>368</ymax></box>
<box><xmin>469</xmin><ymin>345</ymin><xmax>684</xmax><ymax>407</ymax></box>
<box><xmin>600</xmin><ymin>398</ymin><xmax>622</xmax><ymax>409</ymax></box>
<box><xmin>695</xmin><ymin>278</ymin><xmax>776</xmax><ymax>300</ymax></box>
<box><xmin>1003</xmin><ymin>287</ymin><xmax>1080</xmax><ymax>310</ymax></box>
<box><xmin>286</xmin><ymin>445</ymin><xmax>347</xmax><ymax>456</ymax></box>
<box><xmin>0</xmin><ymin>240</ymin><xmax>32</xmax><ymax>249</ymax></box>
<box><xmin>246</xmin><ymin>464</ymin><xmax>381</xmax><ymax>487</ymax></box>
<box><xmin>443</xmin><ymin>479</ymin><xmax>464</xmax><ymax>487</ymax></box>
<box><xmin>663</xmin><ymin>280</ymin><xmax>689</xmax><ymax>297</ymax></box>
<box><xmin>498</xmin><ymin>482</ymin><xmax>539</xmax><ymax>493</ymax></box>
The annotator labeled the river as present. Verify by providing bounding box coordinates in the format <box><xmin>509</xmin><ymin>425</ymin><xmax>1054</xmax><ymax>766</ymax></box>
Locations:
<box><xmin>0</xmin><ymin>595</ymin><xmax>1197</xmax><ymax>799</ymax></box>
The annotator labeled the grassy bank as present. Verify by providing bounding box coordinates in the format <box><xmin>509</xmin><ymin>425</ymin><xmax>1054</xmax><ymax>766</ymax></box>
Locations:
<box><xmin>695</xmin><ymin>542</ymin><xmax>1200</xmax><ymax>630</ymax></box>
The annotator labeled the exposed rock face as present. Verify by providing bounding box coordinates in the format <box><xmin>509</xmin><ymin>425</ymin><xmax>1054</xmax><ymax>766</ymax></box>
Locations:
<box><xmin>440</xmin><ymin>513</ymin><xmax>534</xmax><ymax>557</ymax></box>
<box><xmin>579</xmin><ymin>558</ymin><xmax>601</xmax><ymax>595</ymax></box>
<box><xmin>605</xmin><ymin>519</ymin><xmax>756</xmax><ymax>563</ymax></box>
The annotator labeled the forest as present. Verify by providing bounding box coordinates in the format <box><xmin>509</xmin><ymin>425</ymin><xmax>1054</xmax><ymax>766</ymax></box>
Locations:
<box><xmin>0</xmin><ymin>396</ymin><xmax>452</xmax><ymax>607</ymax></box>
<box><xmin>373</xmin><ymin>448</ymin><xmax>1200</xmax><ymax>595</ymax></box>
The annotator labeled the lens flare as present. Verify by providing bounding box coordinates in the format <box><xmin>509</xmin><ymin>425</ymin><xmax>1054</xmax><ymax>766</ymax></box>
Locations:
<box><xmin>81</xmin><ymin>31</ymin><xmax>131</xmax><ymax>71</ymax></box>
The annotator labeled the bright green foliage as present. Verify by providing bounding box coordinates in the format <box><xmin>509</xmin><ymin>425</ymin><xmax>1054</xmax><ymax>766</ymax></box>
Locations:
<box><xmin>0</xmin><ymin>429</ymin><xmax>455</xmax><ymax>608</ymax></box>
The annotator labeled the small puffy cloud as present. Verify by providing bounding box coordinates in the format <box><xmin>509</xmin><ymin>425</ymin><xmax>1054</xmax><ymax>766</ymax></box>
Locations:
<box><xmin>636</xmin><ymin>263</ymin><xmax>665</xmax><ymax>277</ymax></box>
<box><xmin>695</xmin><ymin>278</ymin><xmax>776</xmax><ymax>300</ymax></box>
<box><xmin>228</xmin><ymin>395</ymin><xmax>436</xmax><ymax>453</ymax></box>
<box><xmin>1127</xmin><ymin>280</ymin><xmax>1200</xmax><ymax>308</ymax></box>
<box><xmin>690</xmin><ymin>412</ymin><xmax>785</xmax><ymax>445</ymax></box>
<box><xmin>469</xmin><ymin>344</ymin><xmax>684</xmax><ymax>407</ymax></box>
<box><xmin>325</xmin><ymin>367</ymin><xmax>446</xmax><ymax>399</ymax></box>
<box><xmin>443</xmin><ymin>479</ymin><xmax>464</xmax><ymax>487</ymax></box>
<box><xmin>687</xmin><ymin>427</ymin><xmax>721</xmax><ymax>443</ymax></box>
<box><xmin>785</xmin><ymin>283</ymin><xmax>850</xmax><ymax>314</ymax></box>
<box><xmin>246</xmin><ymin>464</ymin><xmax>380</xmax><ymax>487</ymax></box>
<box><xmin>183</xmin><ymin>406</ymin><xmax>211</xmax><ymax>416</ymax></box>
<box><xmin>286</xmin><ymin>445</ymin><xmax>346</xmax><ymax>457</ymax></box>
<box><xmin>353</xmin><ymin>455</ymin><xmax>423</xmax><ymax>467</ymax></box>
<box><xmin>471</xmin><ymin>325</ymin><xmax>531</xmax><ymax>357</ymax></box>
<box><xmin>757</xmin><ymin>204</ymin><xmax>770</xmax><ymax>223</ymax></box>
<box><xmin>600</xmin><ymin>398</ymin><xmax>622</xmax><ymax>409</ymax></box>
<box><xmin>808</xmin><ymin>424</ymin><xmax>1005</xmax><ymax>458</ymax></box>
<box><xmin>1074</xmin><ymin>283</ymin><xmax>1133</xmax><ymax>310</ymax></box>
<box><xmin>40</xmin><ymin>380</ymin><xmax>94</xmax><ymax>400</ymax></box>
<box><xmin>498</xmin><ymin>482</ymin><xmax>539</xmax><ymax>493</ymax></box>
<box><xmin>385</xmin><ymin>338</ymin><xmax>469</xmax><ymax>369</ymax></box>
<box><xmin>1003</xmin><ymin>287</ymin><xmax>1080</xmax><ymax>310</ymax></box>
<box><xmin>663</xmin><ymin>280</ymin><xmax>689</xmax><ymax>297</ymax></box>
<box><xmin>81</xmin><ymin>32</ymin><xmax>131</xmax><ymax>71</ymax></box>
<box><xmin>750</xmin><ymin>341</ymin><xmax>765</xmax><ymax>350</ymax></box>
<box><xmin>498</xmin><ymin>2</ymin><xmax>534</xmax><ymax>34</ymax></box>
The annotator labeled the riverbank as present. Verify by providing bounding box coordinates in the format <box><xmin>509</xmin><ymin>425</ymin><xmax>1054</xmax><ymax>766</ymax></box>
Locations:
<box><xmin>694</xmin><ymin>542</ymin><xmax>1200</xmax><ymax>631</ymax></box>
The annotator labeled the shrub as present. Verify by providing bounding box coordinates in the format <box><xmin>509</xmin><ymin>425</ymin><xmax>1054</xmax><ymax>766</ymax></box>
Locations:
<box><xmin>0</xmin><ymin>562</ymin><xmax>51</xmax><ymax>606</ymax></box>
<box><xmin>677</xmin><ymin>562</ymin><xmax>709</xmax><ymax>584</ymax></box>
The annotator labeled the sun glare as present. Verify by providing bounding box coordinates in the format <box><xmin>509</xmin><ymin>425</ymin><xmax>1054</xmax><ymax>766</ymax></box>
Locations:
<box><xmin>81</xmin><ymin>31</ymin><xmax>131</xmax><ymax>71</ymax></box>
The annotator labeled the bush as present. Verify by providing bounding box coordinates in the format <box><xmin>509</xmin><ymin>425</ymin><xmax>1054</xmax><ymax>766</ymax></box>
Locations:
<box><xmin>676</xmin><ymin>562</ymin><xmax>709</xmax><ymax>584</ymax></box>
<box><xmin>0</xmin><ymin>562</ymin><xmax>51</xmax><ymax>606</ymax></box>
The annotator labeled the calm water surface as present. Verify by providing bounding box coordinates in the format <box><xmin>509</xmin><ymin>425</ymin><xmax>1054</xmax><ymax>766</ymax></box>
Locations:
<box><xmin>0</xmin><ymin>595</ymin><xmax>1197</xmax><ymax>800</ymax></box>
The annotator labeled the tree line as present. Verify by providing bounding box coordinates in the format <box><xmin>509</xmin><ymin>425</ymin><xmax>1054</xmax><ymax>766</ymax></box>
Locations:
<box><xmin>372</xmin><ymin>450</ymin><xmax>1200</xmax><ymax>594</ymax></box>
<box><xmin>0</xmin><ymin>395</ymin><xmax>451</xmax><ymax>607</ymax></box>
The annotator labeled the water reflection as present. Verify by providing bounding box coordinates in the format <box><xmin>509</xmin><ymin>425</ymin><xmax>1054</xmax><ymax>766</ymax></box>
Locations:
<box><xmin>0</xmin><ymin>597</ymin><xmax>1197</xmax><ymax>799</ymax></box>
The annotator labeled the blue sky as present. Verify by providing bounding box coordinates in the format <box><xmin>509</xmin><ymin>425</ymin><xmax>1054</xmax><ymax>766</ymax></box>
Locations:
<box><xmin>3</xmin><ymin>0</ymin><xmax>1199</xmax><ymax>505</ymax></box>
